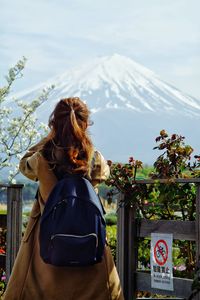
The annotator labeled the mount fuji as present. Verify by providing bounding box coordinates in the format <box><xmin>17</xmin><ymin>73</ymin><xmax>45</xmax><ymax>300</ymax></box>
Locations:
<box><xmin>13</xmin><ymin>54</ymin><xmax>200</xmax><ymax>163</ymax></box>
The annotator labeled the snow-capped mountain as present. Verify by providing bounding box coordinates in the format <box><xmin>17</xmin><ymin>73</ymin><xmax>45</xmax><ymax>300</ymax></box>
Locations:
<box><xmin>12</xmin><ymin>54</ymin><xmax>200</xmax><ymax>163</ymax></box>
<box><xmin>16</xmin><ymin>53</ymin><xmax>200</xmax><ymax>117</ymax></box>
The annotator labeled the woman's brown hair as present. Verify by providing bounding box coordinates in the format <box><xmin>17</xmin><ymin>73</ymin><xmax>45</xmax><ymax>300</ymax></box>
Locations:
<box><xmin>42</xmin><ymin>97</ymin><xmax>93</xmax><ymax>178</ymax></box>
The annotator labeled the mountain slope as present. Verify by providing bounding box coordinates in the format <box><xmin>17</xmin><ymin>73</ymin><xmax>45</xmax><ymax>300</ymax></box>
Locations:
<box><xmin>12</xmin><ymin>54</ymin><xmax>200</xmax><ymax>162</ymax></box>
<box><xmin>15</xmin><ymin>54</ymin><xmax>200</xmax><ymax>117</ymax></box>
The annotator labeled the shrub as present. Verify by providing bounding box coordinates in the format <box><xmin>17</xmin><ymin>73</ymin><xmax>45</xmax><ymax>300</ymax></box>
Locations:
<box><xmin>105</xmin><ymin>213</ymin><xmax>117</xmax><ymax>226</ymax></box>
<box><xmin>106</xmin><ymin>130</ymin><xmax>200</xmax><ymax>279</ymax></box>
<box><xmin>106</xmin><ymin>225</ymin><xmax>117</xmax><ymax>262</ymax></box>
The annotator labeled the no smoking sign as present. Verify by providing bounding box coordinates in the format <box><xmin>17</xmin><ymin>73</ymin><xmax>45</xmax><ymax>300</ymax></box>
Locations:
<box><xmin>154</xmin><ymin>239</ymin><xmax>168</xmax><ymax>266</ymax></box>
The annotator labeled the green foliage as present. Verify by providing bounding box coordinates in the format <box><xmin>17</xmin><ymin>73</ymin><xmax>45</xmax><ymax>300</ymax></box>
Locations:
<box><xmin>106</xmin><ymin>157</ymin><xmax>143</xmax><ymax>196</ymax></box>
<box><xmin>136</xmin><ymin>164</ymin><xmax>154</xmax><ymax>179</ymax></box>
<box><xmin>189</xmin><ymin>263</ymin><xmax>200</xmax><ymax>300</ymax></box>
<box><xmin>0</xmin><ymin>227</ymin><xmax>6</xmax><ymax>297</ymax></box>
<box><xmin>152</xmin><ymin>130</ymin><xmax>193</xmax><ymax>178</ymax></box>
<box><xmin>0</xmin><ymin>211</ymin><xmax>6</xmax><ymax>215</ymax></box>
<box><xmin>106</xmin><ymin>130</ymin><xmax>200</xmax><ymax>281</ymax></box>
<box><xmin>106</xmin><ymin>225</ymin><xmax>117</xmax><ymax>262</ymax></box>
<box><xmin>0</xmin><ymin>268</ymin><xmax>6</xmax><ymax>298</ymax></box>
<box><xmin>138</xmin><ymin>238</ymin><xmax>151</xmax><ymax>269</ymax></box>
<box><xmin>105</xmin><ymin>213</ymin><xmax>117</xmax><ymax>226</ymax></box>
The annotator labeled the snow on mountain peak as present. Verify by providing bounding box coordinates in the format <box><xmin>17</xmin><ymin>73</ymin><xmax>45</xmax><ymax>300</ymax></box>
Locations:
<box><xmin>54</xmin><ymin>53</ymin><xmax>155</xmax><ymax>92</ymax></box>
<box><xmin>13</xmin><ymin>54</ymin><xmax>200</xmax><ymax>118</ymax></box>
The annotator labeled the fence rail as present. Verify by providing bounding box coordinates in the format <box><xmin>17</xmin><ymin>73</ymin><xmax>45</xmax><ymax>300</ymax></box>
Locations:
<box><xmin>0</xmin><ymin>184</ymin><xmax>23</xmax><ymax>280</ymax></box>
<box><xmin>116</xmin><ymin>178</ymin><xmax>200</xmax><ymax>300</ymax></box>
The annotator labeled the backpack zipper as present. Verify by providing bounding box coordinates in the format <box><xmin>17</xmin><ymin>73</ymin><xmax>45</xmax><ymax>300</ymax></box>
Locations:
<box><xmin>51</xmin><ymin>233</ymin><xmax>98</xmax><ymax>247</ymax></box>
<box><xmin>52</xmin><ymin>199</ymin><xmax>68</xmax><ymax>219</ymax></box>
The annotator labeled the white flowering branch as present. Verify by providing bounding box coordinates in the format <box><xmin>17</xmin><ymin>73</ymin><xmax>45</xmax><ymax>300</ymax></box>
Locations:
<box><xmin>0</xmin><ymin>58</ymin><xmax>54</xmax><ymax>182</ymax></box>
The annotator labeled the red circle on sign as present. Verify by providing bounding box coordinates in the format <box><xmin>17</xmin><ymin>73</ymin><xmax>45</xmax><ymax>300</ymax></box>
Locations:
<box><xmin>154</xmin><ymin>239</ymin><xmax>168</xmax><ymax>266</ymax></box>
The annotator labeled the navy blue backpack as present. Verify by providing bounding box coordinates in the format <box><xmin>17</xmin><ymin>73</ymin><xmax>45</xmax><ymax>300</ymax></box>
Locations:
<box><xmin>39</xmin><ymin>175</ymin><xmax>106</xmax><ymax>267</ymax></box>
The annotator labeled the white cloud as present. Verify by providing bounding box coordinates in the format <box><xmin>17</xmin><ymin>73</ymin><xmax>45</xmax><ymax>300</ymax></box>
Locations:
<box><xmin>1</xmin><ymin>0</ymin><xmax>200</xmax><ymax>98</ymax></box>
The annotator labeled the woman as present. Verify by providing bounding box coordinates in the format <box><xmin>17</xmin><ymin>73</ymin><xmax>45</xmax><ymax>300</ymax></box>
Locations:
<box><xmin>3</xmin><ymin>97</ymin><xmax>124</xmax><ymax>300</ymax></box>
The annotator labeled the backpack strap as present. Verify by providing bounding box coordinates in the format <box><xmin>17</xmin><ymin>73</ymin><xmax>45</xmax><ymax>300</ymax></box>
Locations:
<box><xmin>76</xmin><ymin>176</ymin><xmax>106</xmax><ymax>218</ymax></box>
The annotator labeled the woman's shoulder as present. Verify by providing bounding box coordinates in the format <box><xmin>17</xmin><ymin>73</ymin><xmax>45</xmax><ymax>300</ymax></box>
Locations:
<box><xmin>19</xmin><ymin>138</ymin><xmax>49</xmax><ymax>181</ymax></box>
<box><xmin>19</xmin><ymin>151</ymin><xmax>42</xmax><ymax>181</ymax></box>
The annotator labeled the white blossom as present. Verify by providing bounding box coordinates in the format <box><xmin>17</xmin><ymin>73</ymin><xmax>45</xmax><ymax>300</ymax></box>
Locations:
<box><xmin>0</xmin><ymin>58</ymin><xmax>54</xmax><ymax>182</ymax></box>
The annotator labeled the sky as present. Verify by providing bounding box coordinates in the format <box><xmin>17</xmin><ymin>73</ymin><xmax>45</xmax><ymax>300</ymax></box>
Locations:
<box><xmin>1</xmin><ymin>0</ymin><xmax>200</xmax><ymax>99</ymax></box>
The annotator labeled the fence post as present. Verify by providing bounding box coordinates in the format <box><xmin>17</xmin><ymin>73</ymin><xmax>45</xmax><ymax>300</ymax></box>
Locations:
<box><xmin>127</xmin><ymin>204</ymin><xmax>137</xmax><ymax>300</ymax></box>
<box><xmin>116</xmin><ymin>194</ymin><xmax>126</xmax><ymax>291</ymax></box>
<box><xmin>117</xmin><ymin>195</ymin><xmax>137</xmax><ymax>300</ymax></box>
<box><xmin>6</xmin><ymin>185</ymin><xmax>23</xmax><ymax>280</ymax></box>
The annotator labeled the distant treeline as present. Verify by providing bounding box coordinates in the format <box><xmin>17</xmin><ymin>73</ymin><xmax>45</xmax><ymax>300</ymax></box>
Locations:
<box><xmin>0</xmin><ymin>182</ymin><xmax>38</xmax><ymax>203</ymax></box>
<box><xmin>22</xmin><ymin>182</ymin><xmax>114</xmax><ymax>202</ymax></box>
<box><xmin>22</xmin><ymin>182</ymin><xmax>38</xmax><ymax>201</ymax></box>
<box><xmin>0</xmin><ymin>165</ymin><xmax>153</xmax><ymax>203</ymax></box>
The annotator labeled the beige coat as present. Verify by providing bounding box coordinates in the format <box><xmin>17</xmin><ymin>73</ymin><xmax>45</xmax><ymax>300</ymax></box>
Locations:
<box><xmin>3</xmin><ymin>142</ymin><xmax>124</xmax><ymax>300</ymax></box>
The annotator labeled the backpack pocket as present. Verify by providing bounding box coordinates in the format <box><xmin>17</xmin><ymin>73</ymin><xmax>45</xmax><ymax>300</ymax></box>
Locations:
<box><xmin>49</xmin><ymin>233</ymin><xmax>98</xmax><ymax>266</ymax></box>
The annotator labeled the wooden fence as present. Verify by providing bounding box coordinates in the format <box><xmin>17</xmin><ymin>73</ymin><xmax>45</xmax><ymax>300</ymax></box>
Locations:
<box><xmin>1</xmin><ymin>179</ymin><xmax>200</xmax><ymax>299</ymax></box>
<box><xmin>116</xmin><ymin>178</ymin><xmax>200</xmax><ymax>300</ymax></box>
<box><xmin>0</xmin><ymin>184</ymin><xmax>23</xmax><ymax>280</ymax></box>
